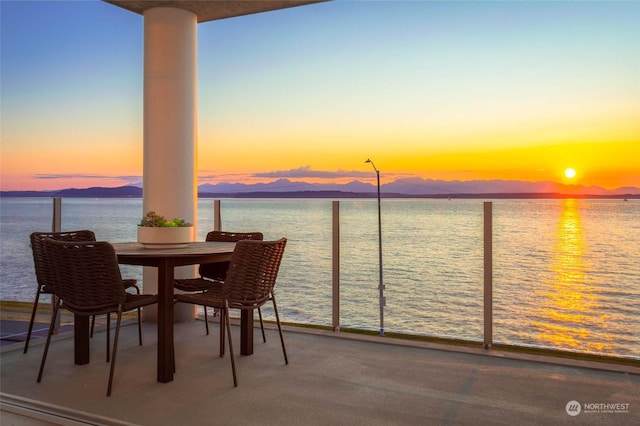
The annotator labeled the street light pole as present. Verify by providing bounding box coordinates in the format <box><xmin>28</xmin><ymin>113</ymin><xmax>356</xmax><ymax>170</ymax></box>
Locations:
<box><xmin>365</xmin><ymin>158</ymin><xmax>385</xmax><ymax>337</ymax></box>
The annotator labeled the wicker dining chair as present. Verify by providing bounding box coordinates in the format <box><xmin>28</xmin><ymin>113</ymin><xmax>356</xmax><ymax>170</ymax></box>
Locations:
<box><xmin>37</xmin><ymin>238</ymin><xmax>158</xmax><ymax>397</ymax></box>
<box><xmin>174</xmin><ymin>231</ymin><xmax>265</xmax><ymax>337</ymax></box>
<box><xmin>26</xmin><ymin>231</ymin><xmax>142</xmax><ymax>360</ymax></box>
<box><xmin>175</xmin><ymin>238</ymin><xmax>288</xmax><ymax>387</ymax></box>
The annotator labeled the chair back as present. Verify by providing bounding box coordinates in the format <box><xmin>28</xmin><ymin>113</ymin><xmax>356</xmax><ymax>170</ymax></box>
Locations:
<box><xmin>223</xmin><ymin>238</ymin><xmax>287</xmax><ymax>309</ymax></box>
<box><xmin>30</xmin><ymin>230</ymin><xmax>96</xmax><ymax>291</ymax></box>
<box><xmin>200</xmin><ymin>231</ymin><xmax>264</xmax><ymax>281</ymax></box>
<box><xmin>205</xmin><ymin>231</ymin><xmax>264</xmax><ymax>243</ymax></box>
<box><xmin>44</xmin><ymin>238</ymin><xmax>126</xmax><ymax>315</ymax></box>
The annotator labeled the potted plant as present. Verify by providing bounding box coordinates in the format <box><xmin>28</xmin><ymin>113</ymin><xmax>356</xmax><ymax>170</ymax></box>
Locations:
<box><xmin>137</xmin><ymin>211</ymin><xmax>193</xmax><ymax>248</ymax></box>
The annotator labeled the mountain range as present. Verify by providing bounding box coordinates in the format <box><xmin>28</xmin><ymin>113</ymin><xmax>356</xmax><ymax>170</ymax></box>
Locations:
<box><xmin>2</xmin><ymin>178</ymin><xmax>639</xmax><ymax>198</ymax></box>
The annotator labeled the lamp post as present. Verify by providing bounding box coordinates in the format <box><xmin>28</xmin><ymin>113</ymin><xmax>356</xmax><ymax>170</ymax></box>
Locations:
<box><xmin>365</xmin><ymin>158</ymin><xmax>385</xmax><ymax>337</ymax></box>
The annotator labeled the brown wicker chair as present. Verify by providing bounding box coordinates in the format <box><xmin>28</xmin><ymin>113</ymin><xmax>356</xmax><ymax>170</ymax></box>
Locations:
<box><xmin>26</xmin><ymin>231</ymin><xmax>142</xmax><ymax>359</ymax></box>
<box><xmin>37</xmin><ymin>238</ymin><xmax>158</xmax><ymax>397</ymax></box>
<box><xmin>174</xmin><ymin>231</ymin><xmax>264</xmax><ymax>337</ymax></box>
<box><xmin>175</xmin><ymin>238</ymin><xmax>288</xmax><ymax>387</ymax></box>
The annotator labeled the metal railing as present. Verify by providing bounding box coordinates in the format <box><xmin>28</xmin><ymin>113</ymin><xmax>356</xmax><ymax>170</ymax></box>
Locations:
<box><xmin>4</xmin><ymin>196</ymin><xmax>638</xmax><ymax>362</ymax></box>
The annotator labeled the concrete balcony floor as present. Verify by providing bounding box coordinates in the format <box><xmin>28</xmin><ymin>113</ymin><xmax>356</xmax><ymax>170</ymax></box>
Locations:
<box><xmin>1</xmin><ymin>317</ymin><xmax>639</xmax><ymax>425</ymax></box>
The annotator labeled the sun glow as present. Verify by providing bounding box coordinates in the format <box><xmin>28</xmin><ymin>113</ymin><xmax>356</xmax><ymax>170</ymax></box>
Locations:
<box><xmin>564</xmin><ymin>168</ymin><xmax>577</xmax><ymax>179</ymax></box>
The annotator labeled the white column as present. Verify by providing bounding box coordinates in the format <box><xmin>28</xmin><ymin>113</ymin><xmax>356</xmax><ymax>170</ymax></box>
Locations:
<box><xmin>142</xmin><ymin>7</ymin><xmax>198</xmax><ymax>322</ymax></box>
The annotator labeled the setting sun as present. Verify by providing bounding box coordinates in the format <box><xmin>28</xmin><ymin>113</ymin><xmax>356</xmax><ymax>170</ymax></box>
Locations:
<box><xmin>564</xmin><ymin>168</ymin><xmax>577</xmax><ymax>179</ymax></box>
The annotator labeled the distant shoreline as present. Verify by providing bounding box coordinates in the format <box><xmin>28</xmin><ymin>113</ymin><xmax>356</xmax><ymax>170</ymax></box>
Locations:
<box><xmin>1</xmin><ymin>188</ymin><xmax>637</xmax><ymax>200</ymax></box>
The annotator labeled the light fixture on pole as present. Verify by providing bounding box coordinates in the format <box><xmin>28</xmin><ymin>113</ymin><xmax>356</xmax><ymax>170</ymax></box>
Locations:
<box><xmin>365</xmin><ymin>158</ymin><xmax>385</xmax><ymax>337</ymax></box>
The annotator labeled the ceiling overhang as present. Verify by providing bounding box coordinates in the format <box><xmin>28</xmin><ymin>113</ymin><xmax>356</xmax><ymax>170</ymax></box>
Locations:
<box><xmin>104</xmin><ymin>0</ymin><xmax>328</xmax><ymax>23</ymax></box>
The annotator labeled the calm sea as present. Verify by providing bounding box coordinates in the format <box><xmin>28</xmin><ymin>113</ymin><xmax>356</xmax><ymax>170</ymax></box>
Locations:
<box><xmin>1</xmin><ymin>197</ymin><xmax>638</xmax><ymax>359</ymax></box>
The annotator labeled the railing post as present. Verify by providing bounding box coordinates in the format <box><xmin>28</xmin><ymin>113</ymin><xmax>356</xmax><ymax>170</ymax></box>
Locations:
<box><xmin>51</xmin><ymin>197</ymin><xmax>62</xmax><ymax>333</ymax></box>
<box><xmin>51</xmin><ymin>197</ymin><xmax>62</xmax><ymax>232</ymax></box>
<box><xmin>483</xmin><ymin>201</ymin><xmax>493</xmax><ymax>349</ymax></box>
<box><xmin>213</xmin><ymin>199</ymin><xmax>221</xmax><ymax>231</ymax></box>
<box><xmin>332</xmin><ymin>201</ymin><xmax>340</xmax><ymax>332</ymax></box>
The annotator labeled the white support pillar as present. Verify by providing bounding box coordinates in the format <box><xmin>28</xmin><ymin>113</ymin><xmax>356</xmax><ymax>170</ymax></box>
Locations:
<box><xmin>142</xmin><ymin>7</ymin><xmax>198</xmax><ymax>322</ymax></box>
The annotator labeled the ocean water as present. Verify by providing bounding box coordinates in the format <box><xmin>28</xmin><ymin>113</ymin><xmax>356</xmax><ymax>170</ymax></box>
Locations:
<box><xmin>1</xmin><ymin>197</ymin><xmax>638</xmax><ymax>359</ymax></box>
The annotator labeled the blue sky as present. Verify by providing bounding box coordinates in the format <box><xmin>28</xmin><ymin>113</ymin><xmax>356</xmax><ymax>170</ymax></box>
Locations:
<box><xmin>1</xmin><ymin>0</ymin><xmax>639</xmax><ymax>190</ymax></box>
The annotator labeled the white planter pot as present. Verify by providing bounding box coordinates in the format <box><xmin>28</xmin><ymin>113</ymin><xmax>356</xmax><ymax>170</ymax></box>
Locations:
<box><xmin>137</xmin><ymin>226</ymin><xmax>193</xmax><ymax>249</ymax></box>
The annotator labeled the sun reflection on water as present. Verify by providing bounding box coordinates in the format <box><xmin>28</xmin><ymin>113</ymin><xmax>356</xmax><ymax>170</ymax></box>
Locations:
<box><xmin>531</xmin><ymin>199</ymin><xmax>614</xmax><ymax>353</ymax></box>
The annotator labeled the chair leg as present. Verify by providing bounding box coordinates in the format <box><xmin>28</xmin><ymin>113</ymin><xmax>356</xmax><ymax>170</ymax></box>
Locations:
<box><xmin>258</xmin><ymin>307</ymin><xmax>266</xmax><ymax>343</ymax></box>
<box><xmin>224</xmin><ymin>305</ymin><xmax>237</xmax><ymax>387</ymax></box>
<box><xmin>133</xmin><ymin>285</ymin><xmax>143</xmax><ymax>346</ymax></box>
<box><xmin>271</xmin><ymin>295</ymin><xmax>288</xmax><ymax>365</ymax></box>
<box><xmin>107</xmin><ymin>311</ymin><xmax>122</xmax><ymax>397</ymax></box>
<box><xmin>24</xmin><ymin>288</ymin><xmax>42</xmax><ymax>354</ymax></box>
<box><xmin>219</xmin><ymin>309</ymin><xmax>225</xmax><ymax>357</ymax></box>
<box><xmin>137</xmin><ymin>308</ymin><xmax>143</xmax><ymax>345</ymax></box>
<box><xmin>106</xmin><ymin>313</ymin><xmax>111</xmax><ymax>363</ymax></box>
<box><xmin>203</xmin><ymin>305</ymin><xmax>210</xmax><ymax>335</ymax></box>
<box><xmin>90</xmin><ymin>315</ymin><xmax>96</xmax><ymax>337</ymax></box>
<box><xmin>37</xmin><ymin>301</ymin><xmax>60</xmax><ymax>383</ymax></box>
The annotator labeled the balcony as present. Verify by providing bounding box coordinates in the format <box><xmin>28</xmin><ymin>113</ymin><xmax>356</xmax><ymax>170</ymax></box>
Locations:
<box><xmin>2</xmin><ymin>317</ymin><xmax>638</xmax><ymax>424</ymax></box>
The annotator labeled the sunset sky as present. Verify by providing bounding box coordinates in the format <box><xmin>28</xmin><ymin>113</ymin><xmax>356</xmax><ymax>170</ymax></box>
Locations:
<box><xmin>1</xmin><ymin>0</ymin><xmax>639</xmax><ymax>191</ymax></box>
